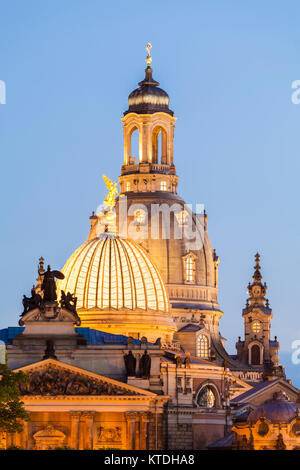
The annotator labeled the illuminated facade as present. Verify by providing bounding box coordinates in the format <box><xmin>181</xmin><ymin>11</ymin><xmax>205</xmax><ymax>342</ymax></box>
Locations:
<box><xmin>0</xmin><ymin>46</ymin><xmax>298</xmax><ymax>450</ymax></box>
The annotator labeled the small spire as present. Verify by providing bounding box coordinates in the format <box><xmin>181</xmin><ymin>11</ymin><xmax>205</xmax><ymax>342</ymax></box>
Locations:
<box><xmin>244</xmin><ymin>253</ymin><xmax>269</xmax><ymax>308</ymax></box>
<box><xmin>35</xmin><ymin>256</ymin><xmax>45</xmax><ymax>294</ymax></box>
<box><xmin>255</xmin><ymin>252</ymin><xmax>260</xmax><ymax>268</ymax></box>
<box><xmin>146</xmin><ymin>42</ymin><xmax>152</xmax><ymax>67</ymax></box>
<box><xmin>253</xmin><ymin>252</ymin><xmax>262</xmax><ymax>282</ymax></box>
<box><xmin>38</xmin><ymin>256</ymin><xmax>44</xmax><ymax>275</ymax></box>
<box><xmin>139</xmin><ymin>43</ymin><xmax>159</xmax><ymax>87</ymax></box>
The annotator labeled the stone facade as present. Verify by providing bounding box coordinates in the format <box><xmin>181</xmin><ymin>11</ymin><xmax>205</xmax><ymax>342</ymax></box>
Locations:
<box><xmin>0</xmin><ymin>48</ymin><xmax>298</xmax><ymax>451</ymax></box>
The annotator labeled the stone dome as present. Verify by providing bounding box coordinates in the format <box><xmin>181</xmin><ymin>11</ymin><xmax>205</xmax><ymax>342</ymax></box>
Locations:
<box><xmin>248</xmin><ymin>392</ymin><xmax>298</xmax><ymax>424</ymax></box>
<box><xmin>57</xmin><ymin>233</ymin><xmax>176</xmax><ymax>341</ymax></box>
<box><xmin>124</xmin><ymin>66</ymin><xmax>173</xmax><ymax>116</ymax></box>
<box><xmin>116</xmin><ymin>193</ymin><xmax>220</xmax><ymax>312</ymax></box>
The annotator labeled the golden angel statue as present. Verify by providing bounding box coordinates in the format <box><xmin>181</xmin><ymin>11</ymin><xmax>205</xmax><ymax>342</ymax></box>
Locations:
<box><xmin>102</xmin><ymin>174</ymin><xmax>123</xmax><ymax>208</ymax></box>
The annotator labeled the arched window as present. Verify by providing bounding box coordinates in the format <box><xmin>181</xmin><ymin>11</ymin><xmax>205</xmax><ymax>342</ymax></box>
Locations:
<box><xmin>197</xmin><ymin>334</ymin><xmax>209</xmax><ymax>358</ymax></box>
<box><xmin>183</xmin><ymin>252</ymin><xmax>196</xmax><ymax>283</ymax></box>
<box><xmin>251</xmin><ymin>344</ymin><xmax>261</xmax><ymax>365</ymax></box>
<box><xmin>152</xmin><ymin>126</ymin><xmax>167</xmax><ymax>164</ymax></box>
<box><xmin>175</xmin><ymin>210</ymin><xmax>189</xmax><ymax>227</ymax></box>
<box><xmin>160</xmin><ymin>181</ymin><xmax>167</xmax><ymax>191</ymax></box>
<box><xmin>129</xmin><ymin>127</ymin><xmax>139</xmax><ymax>162</ymax></box>
<box><xmin>197</xmin><ymin>386</ymin><xmax>216</xmax><ymax>408</ymax></box>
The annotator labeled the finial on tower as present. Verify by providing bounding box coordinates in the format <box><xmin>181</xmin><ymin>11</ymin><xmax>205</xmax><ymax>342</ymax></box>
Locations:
<box><xmin>245</xmin><ymin>252</ymin><xmax>268</xmax><ymax>306</ymax></box>
<box><xmin>254</xmin><ymin>252</ymin><xmax>260</xmax><ymax>269</ymax></box>
<box><xmin>146</xmin><ymin>42</ymin><xmax>152</xmax><ymax>67</ymax></box>
<box><xmin>38</xmin><ymin>256</ymin><xmax>45</xmax><ymax>275</ymax></box>
<box><xmin>253</xmin><ymin>252</ymin><xmax>262</xmax><ymax>282</ymax></box>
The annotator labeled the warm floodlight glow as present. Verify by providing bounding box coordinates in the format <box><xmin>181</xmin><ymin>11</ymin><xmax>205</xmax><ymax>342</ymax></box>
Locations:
<box><xmin>57</xmin><ymin>235</ymin><xmax>169</xmax><ymax>313</ymax></box>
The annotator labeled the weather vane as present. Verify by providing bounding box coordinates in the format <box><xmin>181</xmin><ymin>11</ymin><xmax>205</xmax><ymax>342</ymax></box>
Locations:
<box><xmin>102</xmin><ymin>175</ymin><xmax>123</xmax><ymax>209</ymax></box>
<box><xmin>146</xmin><ymin>42</ymin><xmax>152</xmax><ymax>67</ymax></box>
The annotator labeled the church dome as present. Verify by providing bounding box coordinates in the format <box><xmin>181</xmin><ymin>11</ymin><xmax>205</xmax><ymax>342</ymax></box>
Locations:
<box><xmin>125</xmin><ymin>66</ymin><xmax>173</xmax><ymax>116</ymax></box>
<box><xmin>248</xmin><ymin>392</ymin><xmax>298</xmax><ymax>424</ymax></box>
<box><xmin>116</xmin><ymin>193</ymin><xmax>220</xmax><ymax>313</ymax></box>
<box><xmin>57</xmin><ymin>234</ymin><xmax>169</xmax><ymax>312</ymax></box>
<box><xmin>57</xmin><ymin>233</ymin><xmax>175</xmax><ymax>341</ymax></box>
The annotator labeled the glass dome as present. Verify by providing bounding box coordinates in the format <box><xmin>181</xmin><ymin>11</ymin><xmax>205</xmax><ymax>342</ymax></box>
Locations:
<box><xmin>57</xmin><ymin>234</ymin><xmax>169</xmax><ymax>313</ymax></box>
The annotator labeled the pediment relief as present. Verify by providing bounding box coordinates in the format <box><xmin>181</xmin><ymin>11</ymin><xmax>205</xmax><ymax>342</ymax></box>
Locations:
<box><xmin>15</xmin><ymin>359</ymin><xmax>155</xmax><ymax>397</ymax></box>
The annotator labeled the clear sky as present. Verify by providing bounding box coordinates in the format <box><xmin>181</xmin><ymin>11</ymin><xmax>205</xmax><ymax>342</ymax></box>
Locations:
<box><xmin>1</xmin><ymin>0</ymin><xmax>300</xmax><ymax>384</ymax></box>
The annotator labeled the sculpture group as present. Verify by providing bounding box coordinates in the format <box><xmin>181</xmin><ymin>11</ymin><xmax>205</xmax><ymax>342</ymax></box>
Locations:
<box><xmin>124</xmin><ymin>350</ymin><xmax>151</xmax><ymax>378</ymax></box>
<box><xmin>22</xmin><ymin>262</ymin><xmax>77</xmax><ymax>316</ymax></box>
<box><xmin>19</xmin><ymin>366</ymin><xmax>137</xmax><ymax>396</ymax></box>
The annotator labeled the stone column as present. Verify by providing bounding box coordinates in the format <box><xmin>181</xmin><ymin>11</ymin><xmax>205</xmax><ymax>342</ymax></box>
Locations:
<box><xmin>125</xmin><ymin>412</ymin><xmax>137</xmax><ymax>450</ymax></box>
<box><xmin>83</xmin><ymin>412</ymin><xmax>95</xmax><ymax>450</ymax></box>
<box><xmin>27</xmin><ymin>421</ymin><xmax>33</xmax><ymax>450</ymax></box>
<box><xmin>135</xmin><ymin>413</ymin><xmax>141</xmax><ymax>450</ymax></box>
<box><xmin>0</xmin><ymin>432</ymin><xmax>6</xmax><ymax>450</ymax></box>
<box><xmin>140</xmin><ymin>412</ymin><xmax>150</xmax><ymax>450</ymax></box>
<box><xmin>22</xmin><ymin>421</ymin><xmax>29</xmax><ymax>449</ymax></box>
<box><xmin>6</xmin><ymin>433</ymin><xmax>13</xmax><ymax>448</ymax></box>
<box><xmin>70</xmin><ymin>411</ymin><xmax>81</xmax><ymax>450</ymax></box>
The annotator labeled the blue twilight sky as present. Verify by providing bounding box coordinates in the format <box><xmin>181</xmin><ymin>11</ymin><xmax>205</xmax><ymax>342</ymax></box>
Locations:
<box><xmin>1</xmin><ymin>0</ymin><xmax>300</xmax><ymax>384</ymax></box>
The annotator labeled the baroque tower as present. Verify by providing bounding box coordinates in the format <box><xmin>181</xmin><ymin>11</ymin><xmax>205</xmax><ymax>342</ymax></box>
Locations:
<box><xmin>119</xmin><ymin>43</ymin><xmax>178</xmax><ymax>195</ymax></box>
<box><xmin>236</xmin><ymin>253</ymin><xmax>284</xmax><ymax>378</ymax></box>
<box><xmin>115</xmin><ymin>44</ymin><xmax>223</xmax><ymax>360</ymax></box>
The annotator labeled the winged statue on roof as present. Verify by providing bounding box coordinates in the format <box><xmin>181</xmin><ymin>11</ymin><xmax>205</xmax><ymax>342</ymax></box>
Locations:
<box><xmin>102</xmin><ymin>174</ymin><xmax>123</xmax><ymax>208</ymax></box>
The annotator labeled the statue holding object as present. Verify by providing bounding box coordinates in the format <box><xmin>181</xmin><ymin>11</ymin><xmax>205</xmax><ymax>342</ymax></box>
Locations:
<box><xmin>41</xmin><ymin>265</ymin><xmax>64</xmax><ymax>302</ymax></box>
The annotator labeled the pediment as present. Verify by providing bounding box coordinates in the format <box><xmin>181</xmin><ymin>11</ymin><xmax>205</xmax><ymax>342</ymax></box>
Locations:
<box><xmin>232</xmin><ymin>378</ymin><xmax>299</xmax><ymax>405</ymax></box>
<box><xmin>177</xmin><ymin>323</ymin><xmax>200</xmax><ymax>333</ymax></box>
<box><xmin>14</xmin><ymin>359</ymin><xmax>156</xmax><ymax>397</ymax></box>
<box><xmin>19</xmin><ymin>304</ymin><xmax>81</xmax><ymax>326</ymax></box>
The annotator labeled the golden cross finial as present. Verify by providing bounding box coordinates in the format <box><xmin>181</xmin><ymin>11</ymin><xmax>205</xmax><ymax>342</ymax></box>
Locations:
<box><xmin>146</xmin><ymin>42</ymin><xmax>152</xmax><ymax>67</ymax></box>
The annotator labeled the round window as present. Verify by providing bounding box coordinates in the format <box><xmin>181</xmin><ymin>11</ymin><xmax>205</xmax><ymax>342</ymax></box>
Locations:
<box><xmin>258</xmin><ymin>420</ymin><xmax>269</xmax><ymax>436</ymax></box>
<box><xmin>292</xmin><ymin>422</ymin><xmax>300</xmax><ymax>436</ymax></box>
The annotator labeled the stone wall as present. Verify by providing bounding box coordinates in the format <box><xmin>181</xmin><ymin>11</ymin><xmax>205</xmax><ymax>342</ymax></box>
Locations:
<box><xmin>167</xmin><ymin>422</ymin><xmax>193</xmax><ymax>450</ymax></box>
<box><xmin>148</xmin><ymin>413</ymin><xmax>164</xmax><ymax>450</ymax></box>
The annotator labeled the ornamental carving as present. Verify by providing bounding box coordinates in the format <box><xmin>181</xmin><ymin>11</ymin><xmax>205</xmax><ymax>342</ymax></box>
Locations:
<box><xmin>33</xmin><ymin>425</ymin><xmax>65</xmax><ymax>450</ymax></box>
<box><xmin>96</xmin><ymin>426</ymin><xmax>122</xmax><ymax>444</ymax></box>
<box><xmin>19</xmin><ymin>366</ymin><xmax>137</xmax><ymax>396</ymax></box>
